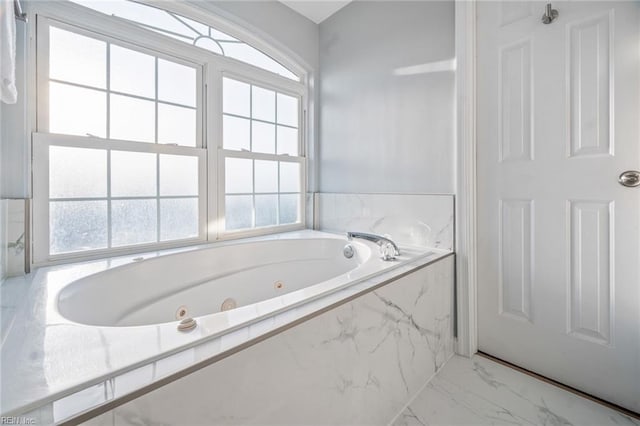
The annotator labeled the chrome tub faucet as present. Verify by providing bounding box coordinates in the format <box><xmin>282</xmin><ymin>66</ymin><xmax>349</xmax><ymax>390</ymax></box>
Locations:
<box><xmin>346</xmin><ymin>232</ymin><xmax>400</xmax><ymax>261</ymax></box>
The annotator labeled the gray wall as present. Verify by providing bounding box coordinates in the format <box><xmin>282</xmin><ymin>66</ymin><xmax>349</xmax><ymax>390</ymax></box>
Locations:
<box><xmin>319</xmin><ymin>1</ymin><xmax>455</xmax><ymax>194</ymax></box>
<box><xmin>1</xmin><ymin>19</ymin><xmax>29</xmax><ymax>199</ymax></box>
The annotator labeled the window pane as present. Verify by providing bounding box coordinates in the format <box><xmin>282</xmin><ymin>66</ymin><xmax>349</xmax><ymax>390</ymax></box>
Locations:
<box><xmin>158</xmin><ymin>103</ymin><xmax>196</xmax><ymax>146</ymax></box>
<box><xmin>277</xmin><ymin>126</ymin><xmax>298</xmax><ymax>156</ymax></box>
<box><xmin>277</xmin><ymin>93</ymin><xmax>298</xmax><ymax>127</ymax></box>
<box><xmin>110</xmin><ymin>94</ymin><xmax>155</xmax><ymax>143</ymax></box>
<box><xmin>225</xmin><ymin>195</ymin><xmax>252</xmax><ymax>230</ymax></box>
<box><xmin>49</xmin><ymin>82</ymin><xmax>106</xmax><ymax>138</ymax></box>
<box><xmin>50</xmin><ymin>146</ymin><xmax>106</xmax><ymax>198</ymax></box>
<box><xmin>223</xmin><ymin>78</ymin><xmax>250</xmax><ymax>117</ymax></box>
<box><xmin>110</xmin><ymin>44</ymin><xmax>155</xmax><ymax>98</ymax></box>
<box><xmin>254</xmin><ymin>160</ymin><xmax>277</xmax><ymax>193</ymax></box>
<box><xmin>158</xmin><ymin>59</ymin><xmax>196</xmax><ymax>107</ymax></box>
<box><xmin>194</xmin><ymin>37</ymin><xmax>223</xmax><ymax>55</ymax></box>
<box><xmin>279</xmin><ymin>162</ymin><xmax>301</xmax><ymax>193</ymax></box>
<box><xmin>251</xmin><ymin>86</ymin><xmax>275</xmax><ymax>122</ymax></box>
<box><xmin>71</xmin><ymin>0</ymin><xmax>199</xmax><ymax>39</ymax></box>
<box><xmin>160</xmin><ymin>198</ymin><xmax>199</xmax><ymax>241</ymax></box>
<box><xmin>160</xmin><ymin>155</ymin><xmax>198</xmax><ymax>196</ymax></box>
<box><xmin>225</xmin><ymin>158</ymin><xmax>252</xmax><ymax>194</ymax></box>
<box><xmin>111</xmin><ymin>199</ymin><xmax>157</xmax><ymax>247</ymax></box>
<box><xmin>252</xmin><ymin>121</ymin><xmax>275</xmax><ymax>154</ymax></box>
<box><xmin>255</xmin><ymin>195</ymin><xmax>277</xmax><ymax>227</ymax></box>
<box><xmin>222</xmin><ymin>43</ymin><xmax>298</xmax><ymax>81</ymax></box>
<box><xmin>50</xmin><ymin>201</ymin><xmax>108</xmax><ymax>254</ymax></box>
<box><xmin>111</xmin><ymin>151</ymin><xmax>156</xmax><ymax>197</ymax></box>
<box><xmin>223</xmin><ymin>115</ymin><xmax>250</xmax><ymax>151</ymax></box>
<box><xmin>49</xmin><ymin>27</ymin><xmax>106</xmax><ymax>89</ymax></box>
<box><xmin>279</xmin><ymin>194</ymin><xmax>300</xmax><ymax>225</ymax></box>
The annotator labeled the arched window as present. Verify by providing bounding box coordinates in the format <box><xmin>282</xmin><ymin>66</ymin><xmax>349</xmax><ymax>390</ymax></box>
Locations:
<box><xmin>69</xmin><ymin>0</ymin><xmax>300</xmax><ymax>81</ymax></box>
<box><xmin>30</xmin><ymin>1</ymin><xmax>307</xmax><ymax>264</ymax></box>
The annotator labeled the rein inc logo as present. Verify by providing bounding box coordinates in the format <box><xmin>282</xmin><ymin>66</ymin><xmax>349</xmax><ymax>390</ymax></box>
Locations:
<box><xmin>0</xmin><ymin>418</ymin><xmax>35</xmax><ymax>425</ymax></box>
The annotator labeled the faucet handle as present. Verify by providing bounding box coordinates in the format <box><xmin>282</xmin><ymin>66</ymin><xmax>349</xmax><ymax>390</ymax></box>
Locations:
<box><xmin>380</xmin><ymin>242</ymin><xmax>398</xmax><ymax>261</ymax></box>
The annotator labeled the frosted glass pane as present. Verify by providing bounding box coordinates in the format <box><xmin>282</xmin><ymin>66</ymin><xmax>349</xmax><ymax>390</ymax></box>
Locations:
<box><xmin>251</xmin><ymin>86</ymin><xmax>275</xmax><ymax>122</ymax></box>
<box><xmin>255</xmin><ymin>195</ymin><xmax>277</xmax><ymax>227</ymax></box>
<box><xmin>49</xmin><ymin>82</ymin><xmax>106</xmax><ymax>138</ymax></box>
<box><xmin>225</xmin><ymin>158</ymin><xmax>252</xmax><ymax>194</ymax></box>
<box><xmin>158</xmin><ymin>103</ymin><xmax>196</xmax><ymax>146</ymax></box>
<box><xmin>50</xmin><ymin>201</ymin><xmax>108</xmax><ymax>254</ymax></box>
<box><xmin>111</xmin><ymin>151</ymin><xmax>156</xmax><ymax>197</ymax></box>
<box><xmin>160</xmin><ymin>155</ymin><xmax>198</xmax><ymax>196</ymax></box>
<box><xmin>158</xmin><ymin>59</ymin><xmax>196</xmax><ymax>107</ymax></box>
<box><xmin>110</xmin><ymin>94</ymin><xmax>155</xmax><ymax>143</ymax></box>
<box><xmin>110</xmin><ymin>45</ymin><xmax>155</xmax><ymax>98</ymax></box>
<box><xmin>255</xmin><ymin>160</ymin><xmax>277</xmax><ymax>193</ymax></box>
<box><xmin>49</xmin><ymin>27</ymin><xmax>106</xmax><ymax>89</ymax></box>
<box><xmin>279</xmin><ymin>162</ymin><xmax>301</xmax><ymax>193</ymax></box>
<box><xmin>223</xmin><ymin>115</ymin><xmax>250</xmax><ymax>151</ymax></box>
<box><xmin>252</xmin><ymin>121</ymin><xmax>275</xmax><ymax>154</ymax></box>
<box><xmin>50</xmin><ymin>146</ymin><xmax>106</xmax><ymax>198</ymax></box>
<box><xmin>277</xmin><ymin>93</ymin><xmax>298</xmax><ymax>127</ymax></box>
<box><xmin>160</xmin><ymin>198</ymin><xmax>199</xmax><ymax>241</ymax></box>
<box><xmin>279</xmin><ymin>194</ymin><xmax>300</xmax><ymax>225</ymax></box>
<box><xmin>111</xmin><ymin>199</ymin><xmax>157</xmax><ymax>247</ymax></box>
<box><xmin>225</xmin><ymin>195</ymin><xmax>252</xmax><ymax>230</ymax></box>
<box><xmin>277</xmin><ymin>126</ymin><xmax>298</xmax><ymax>156</ymax></box>
<box><xmin>223</xmin><ymin>78</ymin><xmax>250</xmax><ymax>117</ymax></box>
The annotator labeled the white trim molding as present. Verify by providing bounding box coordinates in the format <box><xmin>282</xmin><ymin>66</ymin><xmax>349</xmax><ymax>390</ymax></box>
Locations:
<box><xmin>455</xmin><ymin>0</ymin><xmax>478</xmax><ymax>357</ymax></box>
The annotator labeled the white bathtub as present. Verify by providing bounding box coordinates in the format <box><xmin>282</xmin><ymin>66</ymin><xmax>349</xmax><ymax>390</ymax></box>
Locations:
<box><xmin>1</xmin><ymin>230</ymin><xmax>447</xmax><ymax>420</ymax></box>
<box><xmin>56</xmin><ymin>234</ymin><xmax>426</xmax><ymax>328</ymax></box>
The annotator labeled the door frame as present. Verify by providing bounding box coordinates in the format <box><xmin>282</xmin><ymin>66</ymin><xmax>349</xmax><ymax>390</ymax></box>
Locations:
<box><xmin>454</xmin><ymin>0</ymin><xmax>478</xmax><ymax>357</ymax></box>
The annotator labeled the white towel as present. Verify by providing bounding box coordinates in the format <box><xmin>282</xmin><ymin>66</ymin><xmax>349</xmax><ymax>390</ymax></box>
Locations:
<box><xmin>0</xmin><ymin>0</ymin><xmax>17</xmax><ymax>104</ymax></box>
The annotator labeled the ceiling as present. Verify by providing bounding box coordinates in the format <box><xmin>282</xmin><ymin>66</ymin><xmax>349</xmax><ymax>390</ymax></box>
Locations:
<box><xmin>279</xmin><ymin>1</ymin><xmax>352</xmax><ymax>24</ymax></box>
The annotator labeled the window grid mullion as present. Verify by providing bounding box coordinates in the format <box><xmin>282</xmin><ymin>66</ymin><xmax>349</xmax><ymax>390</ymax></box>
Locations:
<box><xmin>107</xmin><ymin>149</ymin><xmax>112</xmax><ymax>248</ymax></box>
<box><xmin>277</xmin><ymin>161</ymin><xmax>281</xmax><ymax>225</ymax></box>
<box><xmin>251</xmin><ymin>159</ymin><xmax>256</xmax><ymax>228</ymax></box>
<box><xmin>221</xmin><ymin>112</ymin><xmax>298</xmax><ymax>130</ymax></box>
<box><xmin>106</xmin><ymin>44</ymin><xmax>112</xmax><ymax>248</ymax></box>
<box><xmin>274</xmin><ymin>91</ymin><xmax>278</xmax><ymax>155</ymax></box>
<box><xmin>106</xmin><ymin>43</ymin><xmax>111</xmax><ymax>139</ymax></box>
<box><xmin>155</xmin><ymin>60</ymin><xmax>162</xmax><ymax>243</ymax></box>
<box><xmin>154</xmin><ymin>57</ymin><xmax>159</xmax><ymax>144</ymax></box>
<box><xmin>156</xmin><ymin>154</ymin><xmax>162</xmax><ymax>243</ymax></box>
<box><xmin>249</xmin><ymin>84</ymin><xmax>253</xmax><ymax>152</ymax></box>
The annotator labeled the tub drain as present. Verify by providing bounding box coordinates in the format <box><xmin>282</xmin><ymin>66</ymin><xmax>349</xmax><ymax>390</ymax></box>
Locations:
<box><xmin>221</xmin><ymin>298</ymin><xmax>237</xmax><ymax>311</ymax></box>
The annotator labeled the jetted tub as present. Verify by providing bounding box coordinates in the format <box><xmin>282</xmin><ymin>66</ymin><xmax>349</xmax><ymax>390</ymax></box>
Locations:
<box><xmin>56</xmin><ymin>234</ymin><xmax>429</xmax><ymax>328</ymax></box>
<box><xmin>1</xmin><ymin>231</ymin><xmax>446</xmax><ymax>420</ymax></box>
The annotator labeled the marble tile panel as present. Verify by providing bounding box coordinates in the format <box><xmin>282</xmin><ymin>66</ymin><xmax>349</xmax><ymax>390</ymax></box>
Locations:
<box><xmin>392</xmin><ymin>355</ymin><xmax>640</xmax><ymax>426</ymax></box>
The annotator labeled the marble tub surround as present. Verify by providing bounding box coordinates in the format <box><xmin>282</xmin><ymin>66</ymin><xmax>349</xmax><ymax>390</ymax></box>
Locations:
<box><xmin>83</xmin><ymin>255</ymin><xmax>454</xmax><ymax>426</ymax></box>
<box><xmin>5</xmin><ymin>198</ymin><xmax>26</xmax><ymax>276</ymax></box>
<box><xmin>392</xmin><ymin>355</ymin><xmax>639</xmax><ymax>426</ymax></box>
<box><xmin>0</xmin><ymin>230</ymin><xmax>451</xmax><ymax>423</ymax></box>
<box><xmin>316</xmin><ymin>193</ymin><xmax>454</xmax><ymax>250</ymax></box>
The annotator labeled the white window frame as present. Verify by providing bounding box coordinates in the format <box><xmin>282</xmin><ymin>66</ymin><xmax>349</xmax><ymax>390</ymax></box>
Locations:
<box><xmin>216</xmin><ymin>71</ymin><xmax>306</xmax><ymax>239</ymax></box>
<box><xmin>29</xmin><ymin>1</ymin><xmax>308</xmax><ymax>265</ymax></box>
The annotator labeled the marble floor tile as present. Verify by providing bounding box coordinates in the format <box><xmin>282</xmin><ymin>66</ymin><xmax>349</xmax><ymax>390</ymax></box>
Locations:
<box><xmin>392</xmin><ymin>355</ymin><xmax>639</xmax><ymax>426</ymax></box>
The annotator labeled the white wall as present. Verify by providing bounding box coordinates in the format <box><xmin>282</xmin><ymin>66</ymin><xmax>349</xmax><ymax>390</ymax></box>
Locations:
<box><xmin>318</xmin><ymin>1</ymin><xmax>455</xmax><ymax>194</ymax></box>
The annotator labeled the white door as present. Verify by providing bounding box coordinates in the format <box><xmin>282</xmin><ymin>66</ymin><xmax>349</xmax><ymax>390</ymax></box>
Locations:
<box><xmin>477</xmin><ymin>1</ymin><xmax>640</xmax><ymax>412</ymax></box>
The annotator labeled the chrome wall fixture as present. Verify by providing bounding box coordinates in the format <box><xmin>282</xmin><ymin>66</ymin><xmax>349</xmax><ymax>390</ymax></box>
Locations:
<box><xmin>542</xmin><ymin>2</ymin><xmax>559</xmax><ymax>24</ymax></box>
<box><xmin>14</xmin><ymin>0</ymin><xmax>27</xmax><ymax>22</ymax></box>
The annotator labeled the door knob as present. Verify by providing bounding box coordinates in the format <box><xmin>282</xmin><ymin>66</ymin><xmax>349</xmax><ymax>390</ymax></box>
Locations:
<box><xmin>618</xmin><ymin>171</ymin><xmax>640</xmax><ymax>187</ymax></box>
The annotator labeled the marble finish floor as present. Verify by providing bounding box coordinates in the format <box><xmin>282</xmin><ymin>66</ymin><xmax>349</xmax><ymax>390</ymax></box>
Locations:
<box><xmin>392</xmin><ymin>355</ymin><xmax>639</xmax><ymax>426</ymax></box>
